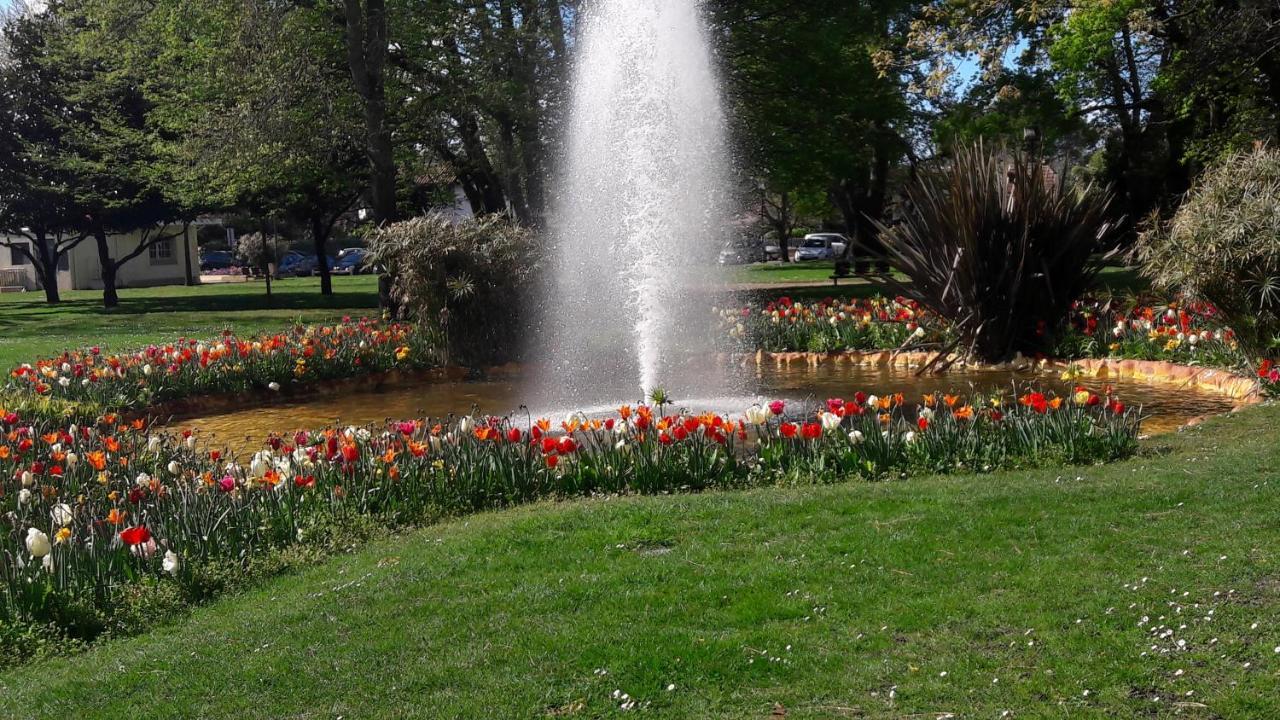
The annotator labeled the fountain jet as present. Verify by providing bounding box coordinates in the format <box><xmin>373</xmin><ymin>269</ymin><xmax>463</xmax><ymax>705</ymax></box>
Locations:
<box><xmin>533</xmin><ymin>0</ymin><xmax>733</xmax><ymax>408</ymax></box>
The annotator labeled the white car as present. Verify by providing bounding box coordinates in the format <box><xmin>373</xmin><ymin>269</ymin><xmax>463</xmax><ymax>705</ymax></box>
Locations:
<box><xmin>794</xmin><ymin>233</ymin><xmax>848</xmax><ymax>261</ymax></box>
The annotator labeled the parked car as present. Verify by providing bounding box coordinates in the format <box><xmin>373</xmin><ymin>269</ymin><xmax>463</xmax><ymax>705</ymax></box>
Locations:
<box><xmin>274</xmin><ymin>252</ymin><xmax>313</xmax><ymax>278</ymax></box>
<box><xmin>794</xmin><ymin>233</ymin><xmax>849</xmax><ymax>262</ymax></box>
<box><xmin>334</xmin><ymin>249</ymin><xmax>370</xmax><ymax>275</ymax></box>
<box><xmin>717</xmin><ymin>240</ymin><xmax>762</xmax><ymax>265</ymax></box>
<box><xmin>199</xmin><ymin>250</ymin><xmax>235</xmax><ymax>271</ymax></box>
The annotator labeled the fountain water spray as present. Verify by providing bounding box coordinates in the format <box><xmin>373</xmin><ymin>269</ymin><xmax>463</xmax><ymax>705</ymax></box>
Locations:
<box><xmin>534</xmin><ymin>0</ymin><xmax>733</xmax><ymax>407</ymax></box>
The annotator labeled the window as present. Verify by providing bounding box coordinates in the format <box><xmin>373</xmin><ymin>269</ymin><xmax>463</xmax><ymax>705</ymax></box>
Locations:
<box><xmin>8</xmin><ymin>242</ymin><xmax>31</xmax><ymax>266</ymax></box>
<box><xmin>148</xmin><ymin>239</ymin><xmax>176</xmax><ymax>265</ymax></box>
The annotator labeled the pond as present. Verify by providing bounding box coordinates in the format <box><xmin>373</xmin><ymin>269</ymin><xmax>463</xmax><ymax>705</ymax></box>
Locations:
<box><xmin>163</xmin><ymin>364</ymin><xmax>1238</xmax><ymax>455</ymax></box>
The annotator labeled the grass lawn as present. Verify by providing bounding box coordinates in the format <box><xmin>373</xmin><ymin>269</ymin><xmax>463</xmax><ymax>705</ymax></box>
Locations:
<box><xmin>0</xmin><ymin>276</ymin><xmax>380</xmax><ymax>369</ymax></box>
<box><xmin>731</xmin><ymin>263</ymin><xmax>1148</xmax><ymax>296</ymax></box>
<box><xmin>1</xmin><ymin>404</ymin><xmax>1276</xmax><ymax>718</ymax></box>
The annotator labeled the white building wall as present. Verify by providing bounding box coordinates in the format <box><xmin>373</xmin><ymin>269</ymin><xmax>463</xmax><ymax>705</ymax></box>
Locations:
<box><xmin>0</xmin><ymin>226</ymin><xmax>198</xmax><ymax>292</ymax></box>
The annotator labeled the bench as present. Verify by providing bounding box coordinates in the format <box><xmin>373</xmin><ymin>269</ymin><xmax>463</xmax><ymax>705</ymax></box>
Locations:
<box><xmin>829</xmin><ymin>260</ymin><xmax>852</xmax><ymax>286</ymax></box>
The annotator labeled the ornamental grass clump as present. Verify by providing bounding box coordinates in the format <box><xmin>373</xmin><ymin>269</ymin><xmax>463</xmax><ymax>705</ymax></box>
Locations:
<box><xmin>1135</xmin><ymin>145</ymin><xmax>1280</xmax><ymax>363</ymax></box>
<box><xmin>366</xmin><ymin>213</ymin><xmax>540</xmax><ymax>366</ymax></box>
<box><xmin>874</xmin><ymin>141</ymin><xmax>1122</xmax><ymax>363</ymax></box>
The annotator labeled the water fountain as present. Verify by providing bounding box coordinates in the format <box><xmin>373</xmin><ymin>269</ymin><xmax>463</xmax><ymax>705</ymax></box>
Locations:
<box><xmin>156</xmin><ymin>0</ymin><xmax>1247</xmax><ymax>449</ymax></box>
<box><xmin>531</xmin><ymin>0</ymin><xmax>734</xmax><ymax>408</ymax></box>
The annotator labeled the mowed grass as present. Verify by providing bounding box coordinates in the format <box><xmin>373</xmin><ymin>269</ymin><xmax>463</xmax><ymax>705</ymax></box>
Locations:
<box><xmin>730</xmin><ymin>263</ymin><xmax>1147</xmax><ymax>296</ymax></box>
<box><xmin>1</xmin><ymin>405</ymin><xmax>1277</xmax><ymax>718</ymax></box>
<box><xmin>0</xmin><ymin>276</ymin><xmax>380</xmax><ymax>369</ymax></box>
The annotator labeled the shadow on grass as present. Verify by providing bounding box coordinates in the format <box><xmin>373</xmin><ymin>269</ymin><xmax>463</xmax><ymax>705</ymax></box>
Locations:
<box><xmin>0</xmin><ymin>288</ymin><xmax>378</xmax><ymax>320</ymax></box>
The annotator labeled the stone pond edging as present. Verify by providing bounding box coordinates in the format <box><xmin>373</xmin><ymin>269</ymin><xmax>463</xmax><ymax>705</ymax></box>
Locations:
<box><xmin>734</xmin><ymin>349</ymin><xmax>1261</xmax><ymax>409</ymax></box>
<box><xmin>139</xmin><ymin>351</ymin><xmax>1260</xmax><ymax>428</ymax></box>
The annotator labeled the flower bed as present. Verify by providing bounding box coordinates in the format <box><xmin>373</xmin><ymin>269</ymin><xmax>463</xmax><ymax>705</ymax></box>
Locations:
<box><xmin>717</xmin><ymin>296</ymin><xmax>941</xmax><ymax>353</ymax></box>
<box><xmin>718</xmin><ymin>295</ymin><xmax>1270</xmax><ymax>396</ymax></box>
<box><xmin>0</xmin><ymin>388</ymin><xmax>1139</xmax><ymax>657</ymax></box>
<box><xmin>3</xmin><ymin>318</ymin><xmax>441</xmax><ymax>412</ymax></box>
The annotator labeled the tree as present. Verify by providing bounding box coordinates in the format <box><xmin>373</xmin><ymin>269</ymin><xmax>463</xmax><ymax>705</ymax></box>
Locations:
<box><xmin>709</xmin><ymin>0</ymin><xmax>919</xmax><ymax>269</ymax></box>
<box><xmin>132</xmin><ymin>0</ymin><xmax>368</xmax><ymax>296</ymax></box>
<box><xmin>20</xmin><ymin>0</ymin><xmax>190</xmax><ymax>309</ymax></box>
<box><xmin>343</xmin><ymin>0</ymin><xmax>397</xmax><ymax>225</ymax></box>
<box><xmin>0</xmin><ymin>7</ymin><xmax>89</xmax><ymax>304</ymax></box>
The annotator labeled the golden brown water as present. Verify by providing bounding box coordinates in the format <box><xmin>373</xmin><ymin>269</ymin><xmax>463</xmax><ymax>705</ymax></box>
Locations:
<box><xmin>163</xmin><ymin>365</ymin><xmax>1236</xmax><ymax>456</ymax></box>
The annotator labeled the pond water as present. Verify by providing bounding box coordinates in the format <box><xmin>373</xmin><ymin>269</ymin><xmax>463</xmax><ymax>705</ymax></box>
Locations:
<box><xmin>164</xmin><ymin>364</ymin><xmax>1237</xmax><ymax>456</ymax></box>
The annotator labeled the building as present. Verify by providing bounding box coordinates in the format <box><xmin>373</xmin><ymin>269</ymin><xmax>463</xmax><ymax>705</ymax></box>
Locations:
<box><xmin>0</xmin><ymin>226</ymin><xmax>199</xmax><ymax>292</ymax></box>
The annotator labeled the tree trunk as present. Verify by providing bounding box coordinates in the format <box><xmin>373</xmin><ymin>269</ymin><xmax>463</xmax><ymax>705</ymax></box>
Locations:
<box><xmin>311</xmin><ymin>215</ymin><xmax>333</xmax><ymax>296</ymax></box>
<box><xmin>182</xmin><ymin>222</ymin><xmax>194</xmax><ymax>286</ymax></box>
<box><xmin>367</xmin><ymin>102</ymin><xmax>398</xmax><ymax>224</ymax></box>
<box><xmin>39</xmin><ymin>247</ymin><xmax>60</xmax><ymax>304</ymax></box>
<box><xmin>30</xmin><ymin>230</ymin><xmax>61</xmax><ymax>304</ymax></box>
<box><xmin>92</xmin><ymin>225</ymin><xmax>119</xmax><ymax>309</ymax></box>
<box><xmin>343</xmin><ymin>0</ymin><xmax>397</xmax><ymax>225</ymax></box>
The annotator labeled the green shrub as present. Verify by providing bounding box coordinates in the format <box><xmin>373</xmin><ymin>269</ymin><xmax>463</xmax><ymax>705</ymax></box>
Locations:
<box><xmin>366</xmin><ymin>213</ymin><xmax>541</xmax><ymax>366</ymax></box>
<box><xmin>875</xmin><ymin>141</ymin><xmax>1122</xmax><ymax>362</ymax></box>
<box><xmin>1135</xmin><ymin>146</ymin><xmax>1280</xmax><ymax>358</ymax></box>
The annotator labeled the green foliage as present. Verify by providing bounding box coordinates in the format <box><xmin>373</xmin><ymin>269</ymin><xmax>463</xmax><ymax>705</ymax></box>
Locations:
<box><xmin>1135</xmin><ymin>146</ymin><xmax>1280</xmax><ymax>357</ymax></box>
<box><xmin>366</xmin><ymin>213</ymin><xmax>540</xmax><ymax>366</ymax></box>
<box><xmin>876</xmin><ymin>141</ymin><xmax>1122</xmax><ymax>361</ymax></box>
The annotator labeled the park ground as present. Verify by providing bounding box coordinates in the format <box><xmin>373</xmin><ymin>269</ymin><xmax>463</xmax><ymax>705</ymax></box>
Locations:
<box><xmin>1</xmin><ymin>269</ymin><xmax>1276</xmax><ymax>718</ymax></box>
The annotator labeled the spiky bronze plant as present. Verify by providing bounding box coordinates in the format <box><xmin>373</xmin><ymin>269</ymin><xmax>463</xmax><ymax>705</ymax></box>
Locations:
<box><xmin>873</xmin><ymin>142</ymin><xmax>1121</xmax><ymax>363</ymax></box>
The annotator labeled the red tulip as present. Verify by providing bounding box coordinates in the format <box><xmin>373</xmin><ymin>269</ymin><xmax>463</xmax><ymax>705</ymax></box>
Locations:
<box><xmin>779</xmin><ymin>422</ymin><xmax>798</xmax><ymax>438</ymax></box>
<box><xmin>557</xmin><ymin>437</ymin><xmax>578</xmax><ymax>455</ymax></box>
<box><xmin>769</xmin><ymin>400</ymin><xmax>786</xmax><ymax>416</ymax></box>
<box><xmin>120</xmin><ymin>526</ymin><xmax>152</xmax><ymax>546</ymax></box>
<box><xmin>801</xmin><ymin>423</ymin><xmax>822</xmax><ymax>440</ymax></box>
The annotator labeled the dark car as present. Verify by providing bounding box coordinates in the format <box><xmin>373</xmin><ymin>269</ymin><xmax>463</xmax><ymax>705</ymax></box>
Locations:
<box><xmin>334</xmin><ymin>249</ymin><xmax>369</xmax><ymax>275</ymax></box>
<box><xmin>199</xmin><ymin>250</ymin><xmax>235</xmax><ymax>271</ymax></box>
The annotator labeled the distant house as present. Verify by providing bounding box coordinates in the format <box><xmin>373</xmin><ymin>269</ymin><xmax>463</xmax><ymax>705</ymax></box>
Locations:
<box><xmin>0</xmin><ymin>226</ymin><xmax>199</xmax><ymax>292</ymax></box>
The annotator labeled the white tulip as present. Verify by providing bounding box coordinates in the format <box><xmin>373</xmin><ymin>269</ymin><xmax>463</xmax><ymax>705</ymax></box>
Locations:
<box><xmin>163</xmin><ymin>550</ymin><xmax>181</xmax><ymax>575</ymax></box>
<box><xmin>25</xmin><ymin>528</ymin><xmax>51</xmax><ymax>558</ymax></box>
<box><xmin>268</xmin><ymin>382</ymin><xmax>281</xmax><ymax>392</ymax></box>
<box><xmin>904</xmin><ymin>431</ymin><xmax>917</xmax><ymax>444</ymax></box>
<box><xmin>50</xmin><ymin>503</ymin><xmax>73</xmax><ymax>527</ymax></box>
<box><xmin>185</xmin><ymin>435</ymin><xmax>197</xmax><ymax>449</ymax></box>
<box><xmin>142</xmin><ymin>364</ymin><xmax>153</xmax><ymax>376</ymax></box>
<box><xmin>744</xmin><ymin>405</ymin><xmax>769</xmax><ymax>426</ymax></box>
<box><xmin>135</xmin><ymin>472</ymin><xmax>152</xmax><ymax>487</ymax></box>
<box><xmin>866</xmin><ymin>395</ymin><xmax>880</xmax><ymax>409</ymax></box>
<box><xmin>19</xmin><ymin>471</ymin><xmax>33</xmax><ymax>488</ymax></box>
<box><xmin>820</xmin><ymin>412</ymin><xmax>842</xmax><ymax>432</ymax></box>
<box><xmin>1187</xmin><ymin>334</ymin><xmax>1199</xmax><ymax>345</ymax></box>
<box><xmin>458</xmin><ymin>416</ymin><xmax>474</xmax><ymax>434</ymax></box>
<box><xmin>148</xmin><ymin>436</ymin><xmax>162</xmax><ymax>453</ymax></box>
<box><xmin>167</xmin><ymin>460</ymin><xmax>181</xmax><ymax>476</ymax></box>
<box><xmin>65</xmin><ymin>451</ymin><xmax>78</xmax><ymax>467</ymax></box>
<box><xmin>848</xmin><ymin>430</ymin><xmax>864</xmax><ymax>444</ymax></box>
<box><xmin>919</xmin><ymin>407</ymin><xmax>935</xmax><ymax>421</ymax></box>
<box><xmin>58</xmin><ymin>376</ymin><xmax>71</xmax><ymax>388</ymax></box>
<box><xmin>17</xmin><ymin>488</ymin><xmax>31</xmax><ymax>506</ymax></box>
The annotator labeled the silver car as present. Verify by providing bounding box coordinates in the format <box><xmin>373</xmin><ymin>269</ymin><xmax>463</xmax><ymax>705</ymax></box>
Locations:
<box><xmin>793</xmin><ymin>234</ymin><xmax>848</xmax><ymax>261</ymax></box>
